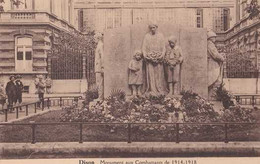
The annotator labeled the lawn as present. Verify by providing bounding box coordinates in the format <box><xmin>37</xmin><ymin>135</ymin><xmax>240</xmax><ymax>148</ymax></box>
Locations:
<box><xmin>0</xmin><ymin>109</ymin><xmax>260</xmax><ymax>143</ymax></box>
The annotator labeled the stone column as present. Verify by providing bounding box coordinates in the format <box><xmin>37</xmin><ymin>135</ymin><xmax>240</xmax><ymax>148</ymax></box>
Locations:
<box><xmin>82</xmin><ymin>53</ymin><xmax>87</xmax><ymax>79</ymax></box>
<box><xmin>47</xmin><ymin>52</ymin><xmax>52</xmax><ymax>76</ymax></box>
<box><xmin>81</xmin><ymin>53</ymin><xmax>88</xmax><ymax>93</ymax></box>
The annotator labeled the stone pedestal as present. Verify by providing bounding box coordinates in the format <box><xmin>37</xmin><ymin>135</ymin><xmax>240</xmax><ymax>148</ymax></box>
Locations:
<box><xmin>80</xmin><ymin>79</ymin><xmax>88</xmax><ymax>93</ymax></box>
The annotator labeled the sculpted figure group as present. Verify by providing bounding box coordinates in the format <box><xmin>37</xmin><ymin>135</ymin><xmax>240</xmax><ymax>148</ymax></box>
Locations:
<box><xmin>128</xmin><ymin>23</ymin><xmax>224</xmax><ymax>98</ymax></box>
<box><xmin>129</xmin><ymin>23</ymin><xmax>183</xmax><ymax>97</ymax></box>
<box><xmin>95</xmin><ymin>22</ymin><xmax>224</xmax><ymax>100</ymax></box>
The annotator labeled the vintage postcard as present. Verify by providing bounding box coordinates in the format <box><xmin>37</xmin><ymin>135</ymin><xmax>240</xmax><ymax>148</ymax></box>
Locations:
<box><xmin>0</xmin><ymin>0</ymin><xmax>259</xmax><ymax>163</ymax></box>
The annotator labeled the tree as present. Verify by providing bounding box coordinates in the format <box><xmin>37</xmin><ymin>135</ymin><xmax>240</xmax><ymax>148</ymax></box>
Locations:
<box><xmin>246</xmin><ymin>0</ymin><xmax>260</xmax><ymax>19</ymax></box>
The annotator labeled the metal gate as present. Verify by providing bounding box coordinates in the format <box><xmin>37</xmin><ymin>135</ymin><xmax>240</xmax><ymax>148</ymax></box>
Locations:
<box><xmin>51</xmin><ymin>48</ymin><xmax>83</xmax><ymax>80</ymax></box>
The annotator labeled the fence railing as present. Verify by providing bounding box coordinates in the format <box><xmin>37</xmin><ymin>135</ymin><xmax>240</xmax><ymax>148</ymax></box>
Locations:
<box><xmin>0</xmin><ymin>122</ymin><xmax>258</xmax><ymax>144</ymax></box>
<box><xmin>225</xmin><ymin>71</ymin><xmax>259</xmax><ymax>78</ymax></box>
<box><xmin>235</xmin><ymin>95</ymin><xmax>260</xmax><ymax>106</ymax></box>
<box><xmin>0</xmin><ymin>96</ymin><xmax>82</xmax><ymax>122</ymax></box>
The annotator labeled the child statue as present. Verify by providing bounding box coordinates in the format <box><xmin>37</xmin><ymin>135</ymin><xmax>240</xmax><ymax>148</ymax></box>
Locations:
<box><xmin>128</xmin><ymin>51</ymin><xmax>143</xmax><ymax>96</ymax></box>
<box><xmin>165</xmin><ymin>36</ymin><xmax>183</xmax><ymax>96</ymax></box>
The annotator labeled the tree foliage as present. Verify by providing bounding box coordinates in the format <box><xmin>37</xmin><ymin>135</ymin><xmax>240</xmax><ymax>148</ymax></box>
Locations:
<box><xmin>246</xmin><ymin>0</ymin><xmax>260</xmax><ymax>19</ymax></box>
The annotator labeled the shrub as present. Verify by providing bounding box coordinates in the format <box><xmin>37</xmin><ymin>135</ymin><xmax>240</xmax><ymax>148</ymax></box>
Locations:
<box><xmin>105</xmin><ymin>89</ymin><xmax>126</xmax><ymax>102</ymax></box>
<box><xmin>82</xmin><ymin>87</ymin><xmax>98</xmax><ymax>106</ymax></box>
<box><xmin>215</xmin><ymin>83</ymin><xmax>235</xmax><ymax>109</ymax></box>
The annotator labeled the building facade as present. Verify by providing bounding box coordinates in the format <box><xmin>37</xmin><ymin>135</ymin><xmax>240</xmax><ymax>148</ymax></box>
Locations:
<box><xmin>0</xmin><ymin>0</ymin><xmax>89</xmax><ymax>94</ymax></box>
<box><xmin>216</xmin><ymin>1</ymin><xmax>260</xmax><ymax>94</ymax></box>
<box><xmin>75</xmin><ymin>0</ymin><xmax>235</xmax><ymax>33</ymax></box>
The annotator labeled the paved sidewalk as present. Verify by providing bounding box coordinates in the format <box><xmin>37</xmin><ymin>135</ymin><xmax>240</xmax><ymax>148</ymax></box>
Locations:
<box><xmin>0</xmin><ymin>93</ymin><xmax>83</xmax><ymax>122</ymax></box>
<box><xmin>1</xmin><ymin>142</ymin><xmax>260</xmax><ymax>158</ymax></box>
<box><xmin>0</xmin><ymin>106</ymin><xmax>61</xmax><ymax>123</ymax></box>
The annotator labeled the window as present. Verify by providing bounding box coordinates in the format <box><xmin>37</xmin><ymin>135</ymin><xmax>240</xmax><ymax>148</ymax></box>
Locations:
<box><xmin>78</xmin><ymin>9</ymin><xmax>84</xmax><ymax>32</ymax></box>
<box><xmin>17</xmin><ymin>51</ymin><xmax>23</xmax><ymax>60</ymax></box>
<box><xmin>114</xmin><ymin>10</ymin><xmax>122</xmax><ymax>28</ymax></box>
<box><xmin>50</xmin><ymin>0</ymin><xmax>53</xmax><ymax>13</ymax></box>
<box><xmin>25</xmin><ymin>51</ymin><xmax>32</xmax><ymax>60</ymax></box>
<box><xmin>223</xmin><ymin>8</ymin><xmax>230</xmax><ymax>31</ymax></box>
<box><xmin>196</xmin><ymin>9</ymin><xmax>203</xmax><ymax>28</ymax></box>
<box><xmin>61</xmin><ymin>2</ymin><xmax>66</xmax><ymax>20</ymax></box>
<box><xmin>15</xmin><ymin>37</ymin><xmax>33</xmax><ymax>72</ymax></box>
<box><xmin>68</xmin><ymin>0</ymin><xmax>72</xmax><ymax>23</ymax></box>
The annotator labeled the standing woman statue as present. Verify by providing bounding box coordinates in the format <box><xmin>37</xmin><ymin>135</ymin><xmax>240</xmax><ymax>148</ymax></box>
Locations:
<box><xmin>207</xmin><ymin>30</ymin><xmax>225</xmax><ymax>99</ymax></box>
<box><xmin>142</xmin><ymin>22</ymin><xmax>168</xmax><ymax>96</ymax></box>
<box><xmin>94</xmin><ymin>32</ymin><xmax>104</xmax><ymax>101</ymax></box>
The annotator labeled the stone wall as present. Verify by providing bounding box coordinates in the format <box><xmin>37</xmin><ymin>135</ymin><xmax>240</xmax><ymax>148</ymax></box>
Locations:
<box><xmin>223</xmin><ymin>78</ymin><xmax>259</xmax><ymax>94</ymax></box>
<box><xmin>104</xmin><ymin>23</ymin><xmax>208</xmax><ymax>98</ymax></box>
<box><xmin>0</xmin><ymin>25</ymin><xmax>50</xmax><ymax>93</ymax></box>
<box><xmin>0</xmin><ymin>25</ymin><xmax>50</xmax><ymax>73</ymax></box>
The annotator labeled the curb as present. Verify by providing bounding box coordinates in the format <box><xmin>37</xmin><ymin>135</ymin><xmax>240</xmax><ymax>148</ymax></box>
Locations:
<box><xmin>1</xmin><ymin>142</ymin><xmax>260</xmax><ymax>158</ymax></box>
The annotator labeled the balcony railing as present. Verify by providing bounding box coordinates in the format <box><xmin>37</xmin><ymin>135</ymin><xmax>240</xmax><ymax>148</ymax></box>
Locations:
<box><xmin>218</xmin><ymin>15</ymin><xmax>260</xmax><ymax>41</ymax></box>
<box><xmin>11</xmin><ymin>12</ymin><xmax>35</xmax><ymax>19</ymax></box>
<box><xmin>0</xmin><ymin>11</ymin><xmax>76</xmax><ymax>33</ymax></box>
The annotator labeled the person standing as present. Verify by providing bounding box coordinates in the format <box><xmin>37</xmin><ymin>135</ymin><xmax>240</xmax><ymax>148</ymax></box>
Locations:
<box><xmin>15</xmin><ymin>75</ymin><xmax>23</xmax><ymax>108</ymax></box>
<box><xmin>37</xmin><ymin>75</ymin><xmax>45</xmax><ymax>108</ymax></box>
<box><xmin>45</xmin><ymin>75</ymin><xmax>52</xmax><ymax>94</ymax></box>
<box><xmin>34</xmin><ymin>75</ymin><xmax>39</xmax><ymax>94</ymax></box>
<box><xmin>5</xmin><ymin>75</ymin><xmax>17</xmax><ymax>112</ymax></box>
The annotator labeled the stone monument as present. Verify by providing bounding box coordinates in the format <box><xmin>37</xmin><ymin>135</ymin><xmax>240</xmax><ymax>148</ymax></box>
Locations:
<box><xmin>103</xmin><ymin>23</ymin><xmax>208</xmax><ymax>98</ymax></box>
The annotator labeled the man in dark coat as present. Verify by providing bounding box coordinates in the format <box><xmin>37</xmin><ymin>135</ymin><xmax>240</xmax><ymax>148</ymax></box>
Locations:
<box><xmin>5</xmin><ymin>75</ymin><xmax>17</xmax><ymax>112</ymax></box>
<box><xmin>15</xmin><ymin>75</ymin><xmax>23</xmax><ymax>109</ymax></box>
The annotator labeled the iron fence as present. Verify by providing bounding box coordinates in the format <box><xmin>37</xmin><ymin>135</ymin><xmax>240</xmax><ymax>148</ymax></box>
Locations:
<box><xmin>86</xmin><ymin>50</ymin><xmax>96</xmax><ymax>89</ymax></box>
<box><xmin>0</xmin><ymin>96</ymin><xmax>82</xmax><ymax>122</ymax></box>
<box><xmin>224</xmin><ymin>50</ymin><xmax>258</xmax><ymax>78</ymax></box>
<box><xmin>50</xmin><ymin>49</ymin><xmax>96</xmax><ymax>88</ymax></box>
<box><xmin>225</xmin><ymin>71</ymin><xmax>259</xmax><ymax>78</ymax></box>
<box><xmin>0</xmin><ymin>122</ymin><xmax>258</xmax><ymax>144</ymax></box>
<box><xmin>51</xmin><ymin>49</ymin><xmax>83</xmax><ymax>80</ymax></box>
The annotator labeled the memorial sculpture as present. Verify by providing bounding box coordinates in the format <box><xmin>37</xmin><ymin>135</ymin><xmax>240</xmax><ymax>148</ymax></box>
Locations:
<box><xmin>141</xmin><ymin>22</ymin><xmax>168</xmax><ymax>96</ymax></box>
<box><xmin>104</xmin><ymin>23</ymin><xmax>208</xmax><ymax>98</ymax></box>
<box><xmin>94</xmin><ymin>32</ymin><xmax>104</xmax><ymax>101</ymax></box>
<box><xmin>207</xmin><ymin>30</ymin><xmax>225</xmax><ymax>99</ymax></box>
<box><xmin>128</xmin><ymin>51</ymin><xmax>144</xmax><ymax>96</ymax></box>
<box><xmin>165</xmin><ymin>36</ymin><xmax>183</xmax><ymax>96</ymax></box>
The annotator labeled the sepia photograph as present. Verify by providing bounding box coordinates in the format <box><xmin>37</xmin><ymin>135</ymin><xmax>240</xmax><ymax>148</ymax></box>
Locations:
<box><xmin>0</xmin><ymin>0</ymin><xmax>260</xmax><ymax>162</ymax></box>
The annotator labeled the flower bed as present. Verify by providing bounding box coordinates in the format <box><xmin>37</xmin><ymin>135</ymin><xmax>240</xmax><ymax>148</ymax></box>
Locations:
<box><xmin>59</xmin><ymin>90</ymin><xmax>256</xmax><ymax>138</ymax></box>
